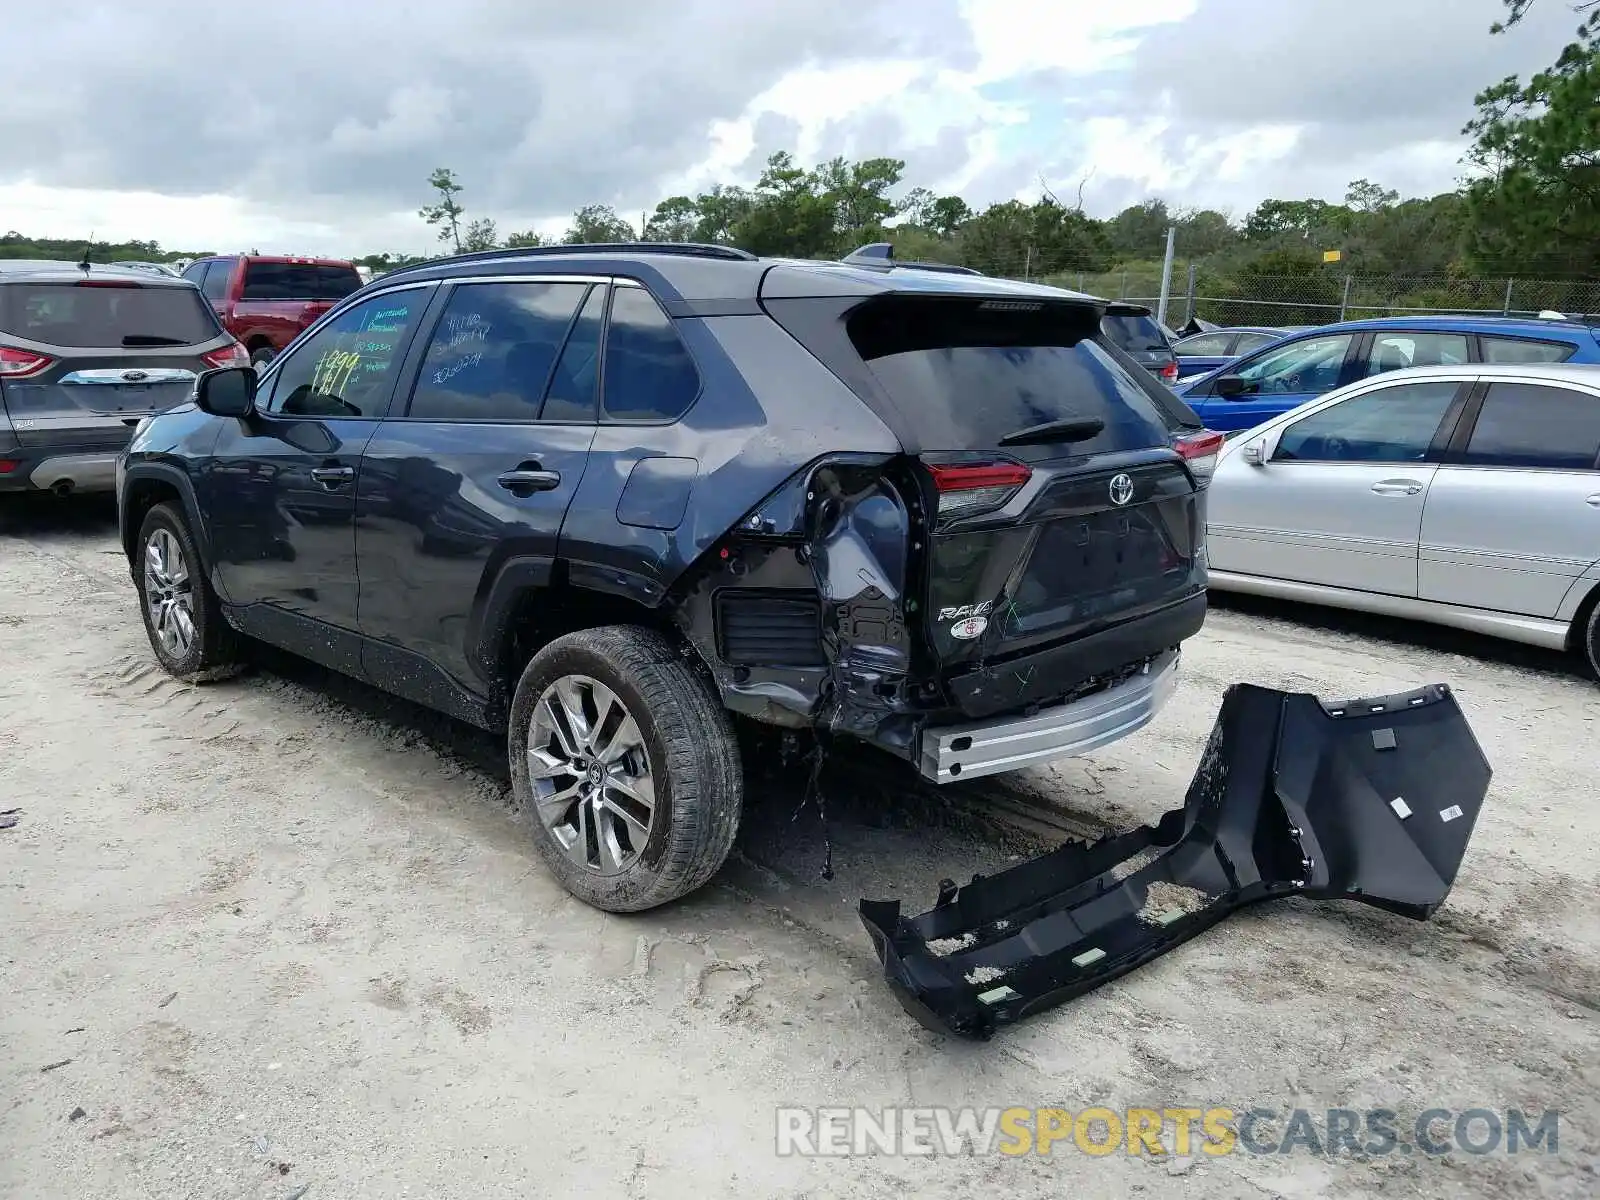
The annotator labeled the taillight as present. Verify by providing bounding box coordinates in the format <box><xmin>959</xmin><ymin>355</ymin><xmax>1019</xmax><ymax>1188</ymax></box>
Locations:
<box><xmin>201</xmin><ymin>341</ymin><xmax>251</xmax><ymax>369</ymax></box>
<box><xmin>1174</xmin><ymin>429</ymin><xmax>1225</xmax><ymax>484</ymax></box>
<box><xmin>0</xmin><ymin>460</ymin><xmax>18</xmax><ymax>474</ymax></box>
<box><xmin>927</xmin><ymin>461</ymin><xmax>1032</xmax><ymax>520</ymax></box>
<box><xmin>1159</xmin><ymin>361</ymin><xmax>1179</xmax><ymax>384</ymax></box>
<box><xmin>0</xmin><ymin>346</ymin><xmax>53</xmax><ymax>378</ymax></box>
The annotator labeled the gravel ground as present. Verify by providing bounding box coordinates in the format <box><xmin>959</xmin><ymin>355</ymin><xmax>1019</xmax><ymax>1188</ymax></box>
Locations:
<box><xmin>2</xmin><ymin>495</ymin><xmax>1597</xmax><ymax>1199</ymax></box>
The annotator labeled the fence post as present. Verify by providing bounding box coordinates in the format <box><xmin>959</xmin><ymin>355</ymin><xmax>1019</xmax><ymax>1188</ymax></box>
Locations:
<box><xmin>1502</xmin><ymin>278</ymin><xmax>1514</xmax><ymax>315</ymax></box>
<box><xmin>1184</xmin><ymin>263</ymin><xmax>1198</xmax><ymax>325</ymax></box>
<box><xmin>1156</xmin><ymin>226</ymin><xmax>1177</xmax><ymax>326</ymax></box>
<box><xmin>1120</xmin><ymin>269</ymin><xmax>1128</xmax><ymax>299</ymax></box>
<box><xmin>1023</xmin><ymin>245</ymin><xmax>1032</xmax><ymax>281</ymax></box>
<box><xmin>1338</xmin><ymin>275</ymin><xmax>1353</xmax><ymax>322</ymax></box>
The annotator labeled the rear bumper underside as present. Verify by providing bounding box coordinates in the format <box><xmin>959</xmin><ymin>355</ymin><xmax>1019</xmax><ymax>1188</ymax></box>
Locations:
<box><xmin>863</xmin><ymin>680</ymin><xmax>1492</xmax><ymax>1039</ymax></box>
<box><xmin>918</xmin><ymin>650</ymin><xmax>1180</xmax><ymax>783</ymax></box>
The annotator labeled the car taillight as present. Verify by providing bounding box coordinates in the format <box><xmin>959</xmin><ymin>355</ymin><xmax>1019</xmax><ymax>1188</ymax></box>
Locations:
<box><xmin>1174</xmin><ymin>429</ymin><xmax>1225</xmax><ymax>484</ymax></box>
<box><xmin>0</xmin><ymin>460</ymin><xmax>18</xmax><ymax>474</ymax></box>
<box><xmin>1159</xmin><ymin>361</ymin><xmax>1179</xmax><ymax>383</ymax></box>
<box><xmin>201</xmin><ymin>341</ymin><xmax>251</xmax><ymax>369</ymax></box>
<box><xmin>0</xmin><ymin>346</ymin><xmax>53</xmax><ymax>378</ymax></box>
<box><xmin>927</xmin><ymin>461</ymin><xmax>1032</xmax><ymax>520</ymax></box>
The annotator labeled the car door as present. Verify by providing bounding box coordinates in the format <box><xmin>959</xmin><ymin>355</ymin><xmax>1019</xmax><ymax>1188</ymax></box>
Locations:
<box><xmin>1419</xmin><ymin>378</ymin><xmax>1600</xmax><ymax>618</ymax></box>
<box><xmin>201</xmin><ymin>282</ymin><xmax>434</xmax><ymax>673</ymax></box>
<box><xmin>1207</xmin><ymin>378</ymin><xmax>1467</xmax><ymax>596</ymax></box>
<box><xmin>353</xmin><ymin>276</ymin><xmax>604</xmax><ymax>705</ymax></box>
<box><xmin>1186</xmin><ymin>331</ymin><xmax>1359</xmax><ymax>433</ymax></box>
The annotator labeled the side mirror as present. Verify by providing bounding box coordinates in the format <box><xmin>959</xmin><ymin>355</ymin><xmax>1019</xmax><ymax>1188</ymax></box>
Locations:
<box><xmin>1243</xmin><ymin>430</ymin><xmax>1278</xmax><ymax>465</ymax></box>
<box><xmin>1215</xmin><ymin>374</ymin><xmax>1248</xmax><ymax>398</ymax></box>
<box><xmin>195</xmin><ymin>366</ymin><xmax>257</xmax><ymax>418</ymax></box>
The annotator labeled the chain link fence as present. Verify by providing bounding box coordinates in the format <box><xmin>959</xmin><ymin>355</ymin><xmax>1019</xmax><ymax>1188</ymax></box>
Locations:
<box><xmin>981</xmin><ymin>258</ymin><xmax>1600</xmax><ymax>329</ymax></box>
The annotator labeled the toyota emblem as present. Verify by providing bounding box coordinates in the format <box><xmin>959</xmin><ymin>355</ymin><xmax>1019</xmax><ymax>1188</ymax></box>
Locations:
<box><xmin>121</xmin><ymin>370</ymin><xmax>149</xmax><ymax>382</ymax></box>
<box><xmin>1108</xmin><ymin>473</ymin><xmax>1134</xmax><ymax>506</ymax></box>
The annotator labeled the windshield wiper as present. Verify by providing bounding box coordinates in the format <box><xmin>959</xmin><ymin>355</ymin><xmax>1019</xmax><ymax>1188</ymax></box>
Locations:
<box><xmin>997</xmin><ymin>416</ymin><xmax>1105</xmax><ymax>447</ymax></box>
<box><xmin>121</xmin><ymin>334</ymin><xmax>188</xmax><ymax>346</ymax></box>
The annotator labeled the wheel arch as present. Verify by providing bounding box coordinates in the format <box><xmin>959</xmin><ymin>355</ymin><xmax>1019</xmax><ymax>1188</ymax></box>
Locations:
<box><xmin>120</xmin><ymin>464</ymin><xmax>212</xmax><ymax>574</ymax></box>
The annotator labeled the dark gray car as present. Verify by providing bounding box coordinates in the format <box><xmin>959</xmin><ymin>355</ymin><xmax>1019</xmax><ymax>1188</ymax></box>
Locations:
<box><xmin>0</xmin><ymin>260</ymin><xmax>246</xmax><ymax>496</ymax></box>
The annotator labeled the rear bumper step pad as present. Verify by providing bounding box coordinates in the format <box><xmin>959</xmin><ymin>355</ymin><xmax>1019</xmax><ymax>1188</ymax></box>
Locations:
<box><xmin>860</xmin><ymin>680</ymin><xmax>1492</xmax><ymax>1039</ymax></box>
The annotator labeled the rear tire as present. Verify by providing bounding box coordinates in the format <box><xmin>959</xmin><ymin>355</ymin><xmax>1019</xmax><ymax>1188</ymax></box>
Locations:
<box><xmin>249</xmin><ymin>345</ymin><xmax>275</xmax><ymax>369</ymax></box>
<box><xmin>1583</xmin><ymin>602</ymin><xmax>1600</xmax><ymax>682</ymax></box>
<box><xmin>508</xmin><ymin>626</ymin><xmax>742</xmax><ymax>912</ymax></box>
<box><xmin>135</xmin><ymin>502</ymin><xmax>243</xmax><ymax>683</ymax></box>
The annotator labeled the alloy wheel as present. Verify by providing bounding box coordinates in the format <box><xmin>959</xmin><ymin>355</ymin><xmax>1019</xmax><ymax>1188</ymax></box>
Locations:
<box><xmin>527</xmin><ymin>675</ymin><xmax>656</xmax><ymax>875</ymax></box>
<box><xmin>144</xmin><ymin>528</ymin><xmax>196</xmax><ymax>660</ymax></box>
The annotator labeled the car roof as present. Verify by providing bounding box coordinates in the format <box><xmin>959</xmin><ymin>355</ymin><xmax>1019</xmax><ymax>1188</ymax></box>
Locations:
<box><xmin>0</xmin><ymin>259</ymin><xmax>198</xmax><ymax>287</ymax></box>
<box><xmin>192</xmin><ymin>254</ymin><xmax>358</xmax><ymax>267</ymax></box>
<box><xmin>369</xmin><ymin>243</ymin><xmax>1107</xmax><ymax>311</ymax></box>
<box><xmin>1352</xmin><ymin>361</ymin><xmax>1600</xmax><ymax>386</ymax></box>
<box><xmin>1313</xmin><ymin>313</ymin><xmax>1600</xmax><ymax>339</ymax></box>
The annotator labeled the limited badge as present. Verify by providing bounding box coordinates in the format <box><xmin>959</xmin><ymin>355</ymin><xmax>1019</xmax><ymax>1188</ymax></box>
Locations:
<box><xmin>950</xmin><ymin>615</ymin><xmax>988</xmax><ymax>640</ymax></box>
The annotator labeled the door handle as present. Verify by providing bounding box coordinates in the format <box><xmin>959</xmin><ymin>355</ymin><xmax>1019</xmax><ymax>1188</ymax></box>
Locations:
<box><xmin>1587</xmin><ymin>494</ymin><xmax>1600</xmax><ymax>507</ymax></box>
<box><xmin>1371</xmin><ymin>479</ymin><xmax>1424</xmax><ymax>497</ymax></box>
<box><xmin>310</xmin><ymin>464</ymin><xmax>354</xmax><ymax>489</ymax></box>
<box><xmin>497</xmin><ymin>466</ymin><xmax>561</xmax><ymax>495</ymax></box>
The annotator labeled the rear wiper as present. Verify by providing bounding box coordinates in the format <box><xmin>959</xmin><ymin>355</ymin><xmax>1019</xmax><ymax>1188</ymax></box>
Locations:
<box><xmin>997</xmin><ymin>416</ymin><xmax>1105</xmax><ymax>447</ymax></box>
<box><xmin>121</xmin><ymin>334</ymin><xmax>188</xmax><ymax>346</ymax></box>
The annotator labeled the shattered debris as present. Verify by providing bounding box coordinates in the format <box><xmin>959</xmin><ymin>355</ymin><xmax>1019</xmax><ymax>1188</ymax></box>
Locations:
<box><xmin>924</xmin><ymin>933</ymin><xmax>976</xmax><ymax>957</ymax></box>
<box><xmin>1138</xmin><ymin>881</ymin><xmax>1211</xmax><ymax>925</ymax></box>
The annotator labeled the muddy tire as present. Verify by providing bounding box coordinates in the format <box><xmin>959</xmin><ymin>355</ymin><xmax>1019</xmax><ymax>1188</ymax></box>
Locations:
<box><xmin>508</xmin><ymin>626</ymin><xmax>742</xmax><ymax>912</ymax></box>
<box><xmin>135</xmin><ymin>502</ymin><xmax>244</xmax><ymax>683</ymax></box>
<box><xmin>1584</xmin><ymin>601</ymin><xmax>1600</xmax><ymax>682</ymax></box>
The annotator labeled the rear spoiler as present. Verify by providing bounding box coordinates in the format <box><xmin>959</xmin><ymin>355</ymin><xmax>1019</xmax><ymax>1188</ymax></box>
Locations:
<box><xmin>861</xmin><ymin>680</ymin><xmax>1492</xmax><ymax>1039</ymax></box>
<box><xmin>840</xmin><ymin>243</ymin><xmax>984</xmax><ymax>276</ymax></box>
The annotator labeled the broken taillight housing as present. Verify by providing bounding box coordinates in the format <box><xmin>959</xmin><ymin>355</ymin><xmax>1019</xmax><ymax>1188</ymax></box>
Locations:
<box><xmin>926</xmin><ymin>461</ymin><xmax>1032</xmax><ymax>521</ymax></box>
<box><xmin>0</xmin><ymin>346</ymin><xmax>53</xmax><ymax>378</ymax></box>
<box><xmin>201</xmin><ymin>341</ymin><xmax>251</xmax><ymax>369</ymax></box>
<box><xmin>1174</xmin><ymin>429</ymin><xmax>1225</xmax><ymax>485</ymax></box>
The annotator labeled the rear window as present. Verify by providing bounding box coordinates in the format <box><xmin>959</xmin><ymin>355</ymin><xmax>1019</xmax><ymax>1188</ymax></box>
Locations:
<box><xmin>847</xmin><ymin>297</ymin><xmax>1172</xmax><ymax>454</ymax></box>
<box><xmin>1101</xmin><ymin>312</ymin><xmax>1171</xmax><ymax>353</ymax></box>
<box><xmin>0</xmin><ymin>282</ymin><xmax>220</xmax><ymax>348</ymax></box>
<box><xmin>241</xmin><ymin>262</ymin><xmax>363</xmax><ymax>301</ymax></box>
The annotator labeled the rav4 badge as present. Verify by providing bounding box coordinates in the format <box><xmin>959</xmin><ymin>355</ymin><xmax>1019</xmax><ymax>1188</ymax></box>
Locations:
<box><xmin>950</xmin><ymin>616</ymin><xmax>988</xmax><ymax>640</ymax></box>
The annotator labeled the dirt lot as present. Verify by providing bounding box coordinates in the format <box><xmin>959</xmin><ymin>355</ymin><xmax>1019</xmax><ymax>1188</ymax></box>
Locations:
<box><xmin>2</xmin><ymin>496</ymin><xmax>1597</xmax><ymax>1199</ymax></box>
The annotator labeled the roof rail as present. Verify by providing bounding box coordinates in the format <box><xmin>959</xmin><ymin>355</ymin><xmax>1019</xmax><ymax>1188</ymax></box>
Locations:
<box><xmin>840</xmin><ymin>241</ymin><xmax>983</xmax><ymax>276</ymax></box>
<box><xmin>380</xmin><ymin>241</ymin><xmax>757</xmax><ymax>283</ymax></box>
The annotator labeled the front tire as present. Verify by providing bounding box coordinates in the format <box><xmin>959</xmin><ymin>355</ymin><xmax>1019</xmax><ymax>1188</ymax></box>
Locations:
<box><xmin>508</xmin><ymin>626</ymin><xmax>742</xmax><ymax>912</ymax></box>
<box><xmin>135</xmin><ymin>502</ymin><xmax>243</xmax><ymax>682</ymax></box>
<box><xmin>1584</xmin><ymin>602</ymin><xmax>1600</xmax><ymax>682</ymax></box>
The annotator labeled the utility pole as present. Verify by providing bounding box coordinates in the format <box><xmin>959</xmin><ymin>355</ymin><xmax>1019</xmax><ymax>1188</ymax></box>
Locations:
<box><xmin>1156</xmin><ymin>226</ymin><xmax>1176</xmax><ymax>325</ymax></box>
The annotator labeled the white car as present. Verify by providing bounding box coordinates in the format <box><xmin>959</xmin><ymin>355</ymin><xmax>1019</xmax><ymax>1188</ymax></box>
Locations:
<box><xmin>1205</xmin><ymin>361</ymin><xmax>1600</xmax><ymax>678</ymax></box>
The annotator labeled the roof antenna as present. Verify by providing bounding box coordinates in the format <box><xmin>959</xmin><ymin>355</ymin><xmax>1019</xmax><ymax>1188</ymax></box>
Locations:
<box><xmin>77</xmin><ymin>232</ymin><xmax>95</xmax><ymax>274</ymax></box>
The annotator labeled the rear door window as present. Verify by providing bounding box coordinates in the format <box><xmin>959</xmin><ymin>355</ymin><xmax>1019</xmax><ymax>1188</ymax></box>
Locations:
<box><xmin>241</xmin><ymin>261</ymin><xmax>363</xmax><ymax>301</ymax></box>
<box><xmin>848</xmin><ymin>297</ymin><xmax>1170</xmax><ymax>455</ymax></box>
<box><xmin>201</xmin><ymin>260</ymin><xmax>233</xmax><ymax>303</ymax></box>
<box><xmin>1480</xmin><ymin>336</ymin><xmax>1577</xmax><ymax>365</ymax></box>
<box><xmin>1363</xmin><ymin>331</ymin><xmax>1470</xmax><ymax>377</ymax></box>
<box><xmin>0</xmin><ymin>282</ymin><xmax>220</xmax><ymax>348</ymax></box>
<box><xmin>1461</xmin><ymin>382</ymin><xmax>1600</xmax><ymax>470</ymax></box>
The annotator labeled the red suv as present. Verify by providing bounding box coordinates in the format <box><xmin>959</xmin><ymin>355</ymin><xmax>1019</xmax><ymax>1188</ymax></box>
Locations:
<box><xmin>180</xmin><ymin>255</ymin><xmax>364</xmax><ymax>368</ymax></box>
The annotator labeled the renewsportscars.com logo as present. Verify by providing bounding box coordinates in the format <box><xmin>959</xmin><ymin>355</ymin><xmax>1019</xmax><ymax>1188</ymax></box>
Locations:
<box><xmin>774</xmin><ymin>1106</ymin><xmax>1562</xmax><ymax>1158</ymax></box>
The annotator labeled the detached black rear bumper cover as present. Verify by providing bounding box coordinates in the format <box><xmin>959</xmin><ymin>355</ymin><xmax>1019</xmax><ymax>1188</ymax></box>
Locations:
<box><xmin>860</xmin><ymin>680</ymin><xmax>1491</xmax><ymax>1039</ymax></box>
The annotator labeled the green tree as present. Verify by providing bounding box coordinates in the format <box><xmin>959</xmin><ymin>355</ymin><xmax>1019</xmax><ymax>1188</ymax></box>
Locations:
<box><xmin>925</xmin><ymin>195</ymin><xmax>973</xmax><ymax>238</ymax></box>
<box><xmin>1106</xmin><ymin>199</ymin><xmax>1172</xmax><ymax>259</ymax></box>
<box><xmin>1344</xmin><ymin>179</ymin><xmax>1400</xmax><ymax>214</ymax></box>
<box><xmin>1174</xmin><ymin>208</ymin><xmax>1239</xmax><ymax>257</ymax></box>
<box><xmin>505</xmin><ymin>229</ymin><xmax>546</xmax><ymax>248</ymax></box>
<box><xmin>643</xmin><ymin>196</ymin><xmax>700</xmax><ymax>242</ymax></box>
<box><xmin>732</xmin><ymin>152</ymin><xmax>837</xmax><ymax>257</ymax></box>
<box><xmin>563</xmin><ymin>204</ymin><xmax>635</xmax><ymax>244</ymax></box>
<box><xmin>462</xmin><ymin>218</ymin><xmax>499</xmax><ymax>252</ymax></box>
<box><xmin>419</xmin><ymin>168</ymin><xmax>467</xmax><ymax>254</ymax></box>
<box><xmin>1462</xmin><ymin>0</ymin><xmax>1600</xmax><ymax>273</ymax></box>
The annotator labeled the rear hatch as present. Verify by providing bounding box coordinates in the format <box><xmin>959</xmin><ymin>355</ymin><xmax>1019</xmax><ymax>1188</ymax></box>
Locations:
<box><xmin>1101</xmin><ymin>303</ymin><xmax>1178</xmax><ymax>385</ymax></box>
<box><xmin>0</xmin><ymin>277</ymin><xmax>231</xmax><ymax>449</ymax></box>
<box><xmin>234</xmin><ymin>260</ymin><xmax>363</xmax><ymax>331</ymax></box>
<box><xmin>765</xmin><ymin>286</ymin><xmax>1205</xmax><ymax>714</ymax></box>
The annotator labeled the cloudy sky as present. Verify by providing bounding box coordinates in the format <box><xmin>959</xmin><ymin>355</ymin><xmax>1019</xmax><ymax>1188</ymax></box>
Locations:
<box><xmin>0</xmin><ymin>0</ymin><xmax>1583</xmax><ymax>256</ymax></box>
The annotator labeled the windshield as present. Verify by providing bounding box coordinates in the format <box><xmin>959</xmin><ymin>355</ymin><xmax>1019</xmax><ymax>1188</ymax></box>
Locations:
<box><xmin>848</xmin><ymin>297</ymin><xmax>1170</xmax><ymax>455</ymax></box>
<box><xmin>1101</xmin><ymin>312</ymin><xmax>1171</xmax><ymax>353</ymax></box>
<box><xmin>241</xmin><ymin>262</ymin><xmax>363</xmax><ymax>301</ymax></box>
<box><xmin>0</xmin><ymin>282</ymin><xmax>219</xmax><ymax>347</ymax></box>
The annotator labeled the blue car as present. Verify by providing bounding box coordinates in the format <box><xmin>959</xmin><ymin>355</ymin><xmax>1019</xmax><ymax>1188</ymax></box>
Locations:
<box><xmin>1176</xmin><ymin>315</ymin><xmax>1600</xmax><ymax>433</ymax></box>
<box><xmin>1170</xmin><ymin>325</ymin><xmax>1304</xmax><ymax>381</ymax></box>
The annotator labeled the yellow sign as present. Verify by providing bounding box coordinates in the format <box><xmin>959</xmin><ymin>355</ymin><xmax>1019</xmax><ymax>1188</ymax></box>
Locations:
<box><xmin>1322</xmin><ymin>249</ymin><xmax>1342</xmax><ymax>263</ymax></box>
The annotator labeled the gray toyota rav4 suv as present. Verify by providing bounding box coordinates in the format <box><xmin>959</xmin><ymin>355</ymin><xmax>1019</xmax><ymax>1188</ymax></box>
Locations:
<box><xmin>0</xmin><ymin>260</ymin><xmax>248</xmax><ymax>496</ymax></box>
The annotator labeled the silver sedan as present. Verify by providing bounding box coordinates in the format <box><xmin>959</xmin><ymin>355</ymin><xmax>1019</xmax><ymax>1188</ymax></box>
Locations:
<box><xmin>1204</xmin><ymin>361</ymin><xmax>1600</xmax><ymax>679</ymax></box>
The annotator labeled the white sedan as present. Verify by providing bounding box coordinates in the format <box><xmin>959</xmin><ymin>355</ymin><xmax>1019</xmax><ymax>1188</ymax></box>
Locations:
<box><xmin>1204</xmin><ymin>361</ymin><xmax>1600</xmax><ymax>679</ymax></box>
